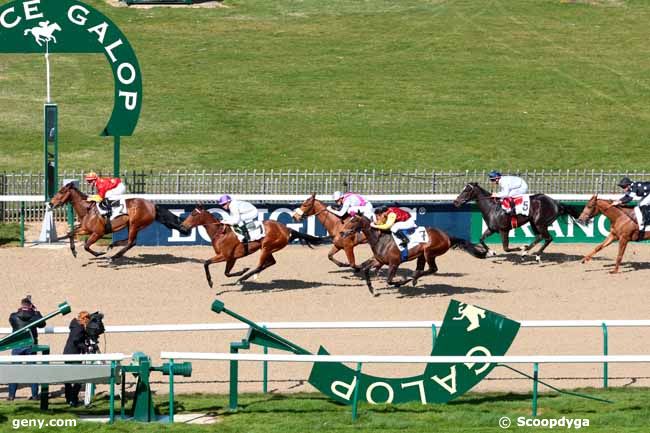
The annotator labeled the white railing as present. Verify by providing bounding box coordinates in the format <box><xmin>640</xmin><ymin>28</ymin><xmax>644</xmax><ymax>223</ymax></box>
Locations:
<box><xmin>2</xmin><ymin>319</ymin><xmax>650</xmax><ymax>336</ymax></box>
<box><xmin>0</xmin><ymin>353</ymin><xmax>128</xmax><ymax>363</ymax></box>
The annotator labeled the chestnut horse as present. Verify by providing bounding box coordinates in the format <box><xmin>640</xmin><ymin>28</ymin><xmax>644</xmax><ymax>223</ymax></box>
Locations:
<box><xmin>453</xmin><ymin>182</ymin><xmax>580</xmax><ymax>259</ymax></box>
<box><xmin>49</xmin><ymin>183</ymin><xmax>189</xmax><ymax>259</ymax></box>
<box><xmin>343</xmin><ymin>215</ymin><xmax>487</xmax><ymax>295</ymax></box>
<box><xmin>181</xmin><ymin>204</ymin><xmax>323</xmax><ymax>287</ymax></box>
<box><xmin>578</xmin><ymin>195</ymin><xmax>649</xmax><ymax>273</ymax></box>
<box><xmin>292</xmin><ymin>193</ymin><xmax>366</xmax><ymax>270</ymax></box>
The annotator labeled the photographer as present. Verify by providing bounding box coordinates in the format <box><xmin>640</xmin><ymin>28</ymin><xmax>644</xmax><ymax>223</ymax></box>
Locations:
<box><xmin>7</xmin><ymin>296</ymin><xmax>44</xmax><ymax>401</ymax></box>
<box><xmin>63</xmin><ymin>311</ymin><xmax>90</xmax><ymax>407</ymax></box>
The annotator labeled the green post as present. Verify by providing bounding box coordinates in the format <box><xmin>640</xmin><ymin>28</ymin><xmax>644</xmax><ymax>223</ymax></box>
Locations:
<box><xmin>19</xmin><ymin>201</ymin><xmax>25</xmax><ymax>247</ymax></box>
<box><xmin>229</xmin><ymin>344</ymin><xmax>240</xmax><ymax>411</ymax></box>
<box><xmin>602</xmin><ymin>323</ymin><xmax>608</xmax><ymax>389</ymax></box>
<box><xmin>113</xmin><ymin>136</ymin><xmax>121</xmax><ymax>177</ymax></box>
<box><xmin>109</xmin><ymin>361</ymin><xmax>116</xmax><ymax>424</ymax></box>
<box><xmin>67</xmin><ymin>203</ymin><xmax>74</xmax><ymax>234</ymax></box>
<box><xmin>120</xmin><ymin>370</ymin><xmax>126</xmax><ymax>419</ymax></box>
<box><xmin>431</xmin><ymin>323</ymin><xmax>437</xmax><ymax>349</ymax></box>
<box><xmin>168</xmin><ymin>359</ymin><xmax>175</xmax><ymax>423</ymax></box>
<box><xmin>263</xmin><ymin>325</ymin><xmax>268</xmax><ymax>394</ymax></box>
<box><xmin>351</xmin><ymin>363</ymin><xmax>363</xmax><ymax>421</ymax></box>
<box><xmin>532</xmin><ymin>363</ymin><xmax>539</xmax><ymax>417</ymax></box>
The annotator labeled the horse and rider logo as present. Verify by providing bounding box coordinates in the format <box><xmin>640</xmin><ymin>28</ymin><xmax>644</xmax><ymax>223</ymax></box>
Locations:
<box><xmin>23</xmin><ymin>21</ymin><xmax>61</xmax><ymax>47</ymax></box>
<box><xmin>453</xmin><ymin>303</ymin><xmax>486</xmax><ymax>332</ymax></box>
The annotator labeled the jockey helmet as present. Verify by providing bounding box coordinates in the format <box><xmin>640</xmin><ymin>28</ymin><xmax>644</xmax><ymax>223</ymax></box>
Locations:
<box><xmin>85</xmin><ymin>172</ymin><xmax>98</xmax><ymax>183</ymax></box>
<box><xmin>488</xmin><ymin>170</ymin><xmax>501</xmax><ymax>181</ymax></box>
<box><xmin>374</xmin><ymin>206</ymin><xmax>388</xmax><ymax>214</ymax></box>
<box><xmin>618</xmin><ymin>177</ymin><xmax>633</xmax><ymax>188</ymax></box>
<box><xmin>218</xmin><ymin>194</ymin><xmax>232</xmax><ymax>205</ymax></box>
<box><xmin>332</xmin><ymin>191</ymin><xmax>343</xmax><ymax>201</ymax></box>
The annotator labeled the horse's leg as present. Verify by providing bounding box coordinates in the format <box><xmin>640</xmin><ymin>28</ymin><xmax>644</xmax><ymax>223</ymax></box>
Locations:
<box><xmin>83</xmin><ymin>233</ymin><xmax>105</xmax><ymax>257</ymax></box>
<box><xmin>500</xmin><ymin>230</ymin><xmax>522</xmax><ymax>253</ymax></box>
<box><xmin>479</xmin><ymin>228</ymin><xmax>496</xmax><ymax>256</ymax></box>
<box><xmin>224</xmin><ymin>257</ymin><xmax>249</xmax><ymax>277</ymax></box>
<box><xmin>611</xmin><ymin>236</ymin><xmax>631</xmax><ymax>274</ymax></box>
<box><xmin>412</xmin><ymin>255</ymin><xmax>426</xmax><ymax>287</ymax></box>
<box><xmin>582</xmin><ymin>233</ymin><xmax>616</xmax><ymax>264</ymax></box>
<box><xmin>343</xmin><ymin>242</ymin><xmax>361</xmax><ymax>271</ymax></box>
<box><xmin>204</xmin><ymin>253</ymin><xmax>226</xmax><ymax>288</ymax></box>
<box><xmin>386</xmin><ymin>262</ymin><xmax>411</xmax><ymax>287</ymax></box>
<box><xmin>533</xmin><ymin>226</ymin><xmax>554</xmax><ymax>258</ymax></box>
<box><xmin>237</xmin><ymin>250</ymin><xmax>277</xmax><ymax>283</ymax></box>
<box><xmin>327</xmin><ymin>244</ymin><xmax>349</xmax><ymax>268</ymax></box>
<box><xmin>111</xmin><ymin>226</ymin><xmax>138</xmax><ymax>260</ymax></box>
<box><xmin>362</xmin><ymin>259</ymin><xmax>381</xmax><ymax>296</ymax></box>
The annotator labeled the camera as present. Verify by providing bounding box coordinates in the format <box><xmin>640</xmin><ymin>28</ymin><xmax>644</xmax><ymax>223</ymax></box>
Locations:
<box><xmin>84</xmin><ymin>312</ymin><xmax>105</xmax><ymax>354</ymax></box>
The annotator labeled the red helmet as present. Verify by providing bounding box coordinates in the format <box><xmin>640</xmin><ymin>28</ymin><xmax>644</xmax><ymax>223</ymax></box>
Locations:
<box><xmin>85</xmin><ymin>172</ymin><xmax>98</xmax><ymax>183</ymax></box>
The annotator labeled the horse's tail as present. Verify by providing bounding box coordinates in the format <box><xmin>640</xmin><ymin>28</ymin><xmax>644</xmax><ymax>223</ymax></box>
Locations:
<box><xmin>288</xmin><ymin>229</ymin><xmax>326</xmax><ymax>249</ymax></box>
<box><xmin>155</xmin><ymin>205</ymin><xmax>191</xmax><ymax>235</ymax></box>
<box><xmin>558</xmin><ymin>202</ymin><xmax>581</xmax><ymax>220</ymax></box>
<box><xmin>449</xmin><ymin>236</ymin><xmax>488</xmax><ymax>259</ymax></box>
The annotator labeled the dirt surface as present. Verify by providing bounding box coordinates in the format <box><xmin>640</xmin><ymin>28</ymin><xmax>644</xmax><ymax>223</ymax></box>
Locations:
<box><xmin>2</xmin><ymin>242</ymin><xmax>650</xmax><ymax>400</ymax></box>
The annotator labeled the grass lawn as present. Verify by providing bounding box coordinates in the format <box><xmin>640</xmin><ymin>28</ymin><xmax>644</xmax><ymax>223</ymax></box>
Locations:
<box><xmin>0</xmin><ymin>388</ymin><xmax>649</xmax><ymax>432</ymax></box>
<box><xmin>0</xmin><ymin>223</ymin><xmax>20</xmax><ymax>246</ymax></box>
<box><xmin>0</xmin><ymin>0</ymin><xmax>649</xmax><ymax>172</ymax></box>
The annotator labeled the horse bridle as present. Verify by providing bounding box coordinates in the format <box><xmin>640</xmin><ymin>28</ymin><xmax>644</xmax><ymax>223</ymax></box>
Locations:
<box><xmin>296</xmin><ymin>197</ymin><xmax>326</xmax><ymax>219</ymax></box>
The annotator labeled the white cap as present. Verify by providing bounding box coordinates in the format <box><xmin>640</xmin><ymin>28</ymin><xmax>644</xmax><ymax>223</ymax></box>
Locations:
<box><xmin>332</xmin><ymin>191</ymin><xmax>343</xmax><ymax>201</ymax></box>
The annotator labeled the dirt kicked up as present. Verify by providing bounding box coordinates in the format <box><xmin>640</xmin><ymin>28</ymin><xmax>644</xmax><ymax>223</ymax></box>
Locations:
<box><xmin>1</xmin><ymin>243</ymin><xmax>649</xmax><ymax>398</ymax></box>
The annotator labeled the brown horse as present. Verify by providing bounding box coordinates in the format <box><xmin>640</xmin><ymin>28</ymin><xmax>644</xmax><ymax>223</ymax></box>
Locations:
<box><xmin>181</xmin><ymin>204</ymin><xmax>323</xmax><ymax>287</ymax></box>
<box><xmin>343</xmin><ymin>215</ymin><xmax>487</xmax><ymax>295</ymax></box>
<box><xmin>578</xmin><ymin>195</ymin><xmax>649</xmax><ymax>273</ymax></box>
<box><xmin>49</xmin><ymin>183</ymin><xmax>189</xmax><ymax>259</ymax></box>
<box><xmin>292</xmin><ymin>193</ymin><xmax>366</xmax><ymax>270</ymax></box>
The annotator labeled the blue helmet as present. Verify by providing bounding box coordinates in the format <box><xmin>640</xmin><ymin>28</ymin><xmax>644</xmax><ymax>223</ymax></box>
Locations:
<box><xmin>488</xmin><ymin>170</ymin><xmax>502</xmax><ymax>181</ymax></box>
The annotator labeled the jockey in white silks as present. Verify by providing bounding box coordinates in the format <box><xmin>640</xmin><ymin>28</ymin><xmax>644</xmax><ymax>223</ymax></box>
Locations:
<box><xmin>218</xmin><ymin>194</ymin><xmax>259</xmax><ymax>243</ymax></box>
<box><xmin>326</xmin><ymin>191</ymin><xmax>374</xmax><ymax>220</ymax></box>
<box><xmin>489</xmin><ymin>171</ymin><xmax>529</xmax><ymax>215</ymax></box>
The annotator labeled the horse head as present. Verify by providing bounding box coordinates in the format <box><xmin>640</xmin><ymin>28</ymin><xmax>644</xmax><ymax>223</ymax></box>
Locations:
<box><xmin>340</xmin><ymin>214</ymin><xmax>369</xmax><ymax>238</ymax></box>
<box><xmin>49</xmin><ymin>183</ymin><xmax>76</xmax><ymax>208</ymax></box>
<box><xmin>453</xmin><ymin>183</ymin><xmax>483</xmax><ymax>207</ymax></box>
<box><xmin>181</xmin><ymin>203</ymin><xmax>219</xmax><ymax>230</ymax></box>
<box><xmin>293</xmin><ymin>192</ymin><xmax>319</xmax><ymax>221</ymax></box>
<box><xmin>577</xmin><ymin>194</ymin><xmax>600</xmax><ymax>225</ymax></box>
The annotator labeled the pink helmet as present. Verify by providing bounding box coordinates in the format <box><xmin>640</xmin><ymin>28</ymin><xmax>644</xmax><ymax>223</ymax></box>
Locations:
<box><xmin>218</xmin><ymin>194</ymin><xmax>232</xmax><ymax>205</ymax></box>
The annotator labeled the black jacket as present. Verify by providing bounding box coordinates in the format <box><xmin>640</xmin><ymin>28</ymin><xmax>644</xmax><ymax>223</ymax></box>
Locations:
<box><xmin>621</xmin><ymin>181</ymin><xmax>650</xmax><ymax>204</ymax></box>
<box><xmin>9</xmin><ymin>308</ymin><xmax>44</xmax><ymax>345</ymax></box>
<box><xmin>63</xmin><ymin>319</ymin><xmax>88</xmax><ymax>355</ymax></box>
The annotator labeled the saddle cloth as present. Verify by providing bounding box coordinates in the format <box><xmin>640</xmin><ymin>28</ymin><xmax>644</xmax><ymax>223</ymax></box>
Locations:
<box><xmin>391</xmin><ymin>226</ymin><xmax>429</xmax><ymax>252</ymax></box>
<box><xmin>633</xmin><ymin>207</ymin><xmax>650</xmax><ymax>231</ymax></box>
<box><xmin>234</xmin><ymin>220</ymin><xmax>265</xmax><ymax>242</ymax></box>
<box><xmin>95</xmin><ymin>199</ymin><xmax>128</xmax><ymax>221</ymax></box>
<box><xmin>500</xmin><ymin>195</ymin><xmax>530</xmax><ymax>216</ymax></box>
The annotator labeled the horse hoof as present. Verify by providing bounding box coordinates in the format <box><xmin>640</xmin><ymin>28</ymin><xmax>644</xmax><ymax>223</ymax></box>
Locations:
<box><xmin>412</xmin><ymin>279</ymin><xmax>418</xmax><ymax>287</ymax></box>
<box><xmin>487</xmin><ymin>250</ymin><xmax>497</xmax><ymax>258</ymax></box>
<box><xmin>71</xmin><ymin>251</ymin><xmax>77</xmax><ymax>258</ymax></box>
<box><xmin>207</xmin><ymin>281</ymin><xmax>213</xmax><ymax>288</ymax></box>
<box><xmin>535</xmin><ymin>255</ymin><xmax>541</xmax><ymax>263</ymax></box>
<box><xmin>609</xmin><ymin>270</ymin><xmax>619</xmax><ymax>274</ymax></box>
<box><xmin>252</xmin><ymin>273</ymin><xmax>259</xmax><ymax>281</ymax></box>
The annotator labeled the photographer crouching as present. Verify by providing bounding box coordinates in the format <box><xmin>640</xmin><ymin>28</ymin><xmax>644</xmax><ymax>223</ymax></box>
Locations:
<box><xmin>63</xmin><ymin>311</ymin><xmax>105</xmax><ymax>407</ymax></box>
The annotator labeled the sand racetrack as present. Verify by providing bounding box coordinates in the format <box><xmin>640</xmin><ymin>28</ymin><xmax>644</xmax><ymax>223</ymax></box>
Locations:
<box><xmin>2</xmin><ymin>241</ymin><xmax>650</xmax><ymax>399</ymax></box>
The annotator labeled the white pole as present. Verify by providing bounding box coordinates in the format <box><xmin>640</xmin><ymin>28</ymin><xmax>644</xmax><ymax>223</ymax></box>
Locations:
<box><xmin>45</xmin><ymin>40</ymin><xmax>51</xmax><ymax>103</ymax></box>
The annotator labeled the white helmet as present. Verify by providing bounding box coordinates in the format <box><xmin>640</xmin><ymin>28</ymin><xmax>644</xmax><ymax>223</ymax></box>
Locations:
<box><xmin>332</xmin><ymin>191</ymin><xmax>343</xmax><ymax>201</ymax></box>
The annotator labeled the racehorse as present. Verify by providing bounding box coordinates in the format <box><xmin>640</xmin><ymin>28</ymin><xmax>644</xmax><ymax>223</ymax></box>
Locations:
<box><xmin>181</xmin><ymin>204</ymin><xmax>323</xmax><ymax>287</ymax></box>
<box><xmin>49</xmin><ymin>183</ymin><xmax>189</xmax><ymax>259</ymax></box>
<box><xmin>578</xmin><ymin>195</ymin><xmax>649</xmax><ymax>274</ymax></box>
<box><xmin>343</xmin><ymin>215</ymin><xmax>487</xmax><ymax>295</ymax></box>
<box><xmin>292</xmin><ymin>193</ymin><xmax>366</xmax><ymax>270</ymax></box>
<box><xmin>453</xmin><ymin>183</ymin><xmax>580</xmax><ymax>259</ymax></box>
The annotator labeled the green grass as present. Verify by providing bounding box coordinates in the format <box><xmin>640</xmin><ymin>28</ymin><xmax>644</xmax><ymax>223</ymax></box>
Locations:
<box><xmin>1</xmin><ymin>388</ymin><xmax>649</xmax><ymax>432</ymax></box>
<box><xmin>1</xmin><ymin>0</ymin><xmax>650</xmax><ymax>172</ymax></box>
<box><xmin>0</xmin><ymin>223</ymin><xmax>20</xmax><ymax>246</ymax></box>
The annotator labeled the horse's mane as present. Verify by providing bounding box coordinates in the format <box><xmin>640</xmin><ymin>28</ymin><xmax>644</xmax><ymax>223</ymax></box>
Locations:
<box><xmin>66</xmin><ymin>183</ymin><xmax>88</xmax><ymax>200</ymax></box>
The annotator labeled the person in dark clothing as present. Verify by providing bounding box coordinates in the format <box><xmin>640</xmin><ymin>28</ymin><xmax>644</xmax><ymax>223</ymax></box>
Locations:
<box><xmin>7</xmin><ymin>297</ymin><xmax>45</xmax><ymax>401</ymax></box>
<box><xmin>63</xmin><ymin>311</ymin><xmax>90</xmax><ymax>407</ymax></box>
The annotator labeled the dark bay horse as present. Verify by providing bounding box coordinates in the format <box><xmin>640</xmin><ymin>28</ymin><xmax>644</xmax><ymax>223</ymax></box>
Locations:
<box><xmin>453</xmin><ymin>183</ymin><xmax>579</xmax><ymax>259</ymax></box>
<box><xmin>343</xmin><ymin>215</ymin><xmax>487</xmax><ymax>295</ymax></box>
<box><xmin>578</xmin><ymin>195</ymin><xmax>649</xmax><ymax>274</ymax></box>
<box><xmin>181</xmin><ymin>204</ymin><xmax>323</xmax><ymax>287</ymax></box>
<box><xmin>292</xmin><ymin>193</ymin><xmax>366</xmax><ymax>270</ymax></box>
<box><xmin>49</xmin><ymin>183</ymin><xmax>188</xmax><ymax>259</ymax></box>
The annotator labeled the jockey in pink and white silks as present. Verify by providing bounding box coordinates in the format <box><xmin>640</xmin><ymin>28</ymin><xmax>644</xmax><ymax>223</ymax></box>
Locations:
<box><xmin>326</xmin><ymin>191</ymin><xmax>374</xmax><ymax>220</ymax></box>
<box><xmin>219</xmin><ymin>194</ymin><xmax>259</xmax><ymax>243</ymax></box>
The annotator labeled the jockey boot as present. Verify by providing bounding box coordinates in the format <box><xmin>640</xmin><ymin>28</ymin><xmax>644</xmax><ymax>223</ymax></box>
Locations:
<box><xmin>100</xmin><ymin>198</ymin><xmax>112</xmax><ymax>218</ymax></box>
<box><xmin>394</xmin><ymin>230</ymin><xmax>410</xmax><ymax>249</ymax></box>
<box><xmin>239</xmin><ymin>224</ymin><xmax>250</xmax><ymax>255</ymax></box>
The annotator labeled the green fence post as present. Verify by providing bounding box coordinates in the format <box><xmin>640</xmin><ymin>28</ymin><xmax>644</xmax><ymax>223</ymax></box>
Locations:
<box><xmin>431</xmin><ymin>323</ymin><xmax>437</xmax><ymax>349</ymax></box>
<box><xmin>19</xmin><ymin>201</ymin><xmax>25</xmax><ymax>247</ymax></box>
<box><xmin>532</xmin><ymin>363</ymin><xmax>539</xmax><ymax>417</ymax></box>
<box><xmin>109</xmin><ymin>361</ymin><xmax>116</xmax><ymax>424</ymax></box>
<box><xmin>351</xmin><ymin>362</ymin><xmax>363</xmax><ymax>421</ymax></box>
<box><xmin>602</xmin><ymin>323</ymin><xmax>608</xmax><ymax>389</ymax></box>
<box><xmin>67</xmin><ymin>202</ymin><xmax>74</xmax><ymax>233</ymax></box>
<box><xmin>229</xmin><ymin>344</ymin><xmax>239</xmax><ymax>411</ymax></box>
<box><xmin>169</xmin><ymin>359</ymin><xmax>175</xmax><ymax>423</ymax></box>
<box><xmin>263</xmin><ymin>326</ymin><xmax>268</xmax><ymax>394</ymax></box>
<box><xmin>120</xmin><ymin>370</ymin><xmax>126</xmax><ymax>419</ymax></box>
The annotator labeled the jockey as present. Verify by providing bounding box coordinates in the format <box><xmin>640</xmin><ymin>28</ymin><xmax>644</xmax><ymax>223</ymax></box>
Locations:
<box><xmin>370</xmin><ymin>206</ymin><xmax>416</xmax><ymax>248</ymax></box>
<box><xmin>488</xmin><ymin>170</ymin><xmax>529</xmax><ymax>215</ymax></box>
<box><xmin>327</xmin><ymin>191</ymin><xmax>374</xmax><ymax>220</ymax></box>
<box><xmin>613</xmin><ymin>176</ymin><xmax>650</xmax><ymax>238</ymax></box>
<box><xmin>84</xmin><ymin>172</ymin><xmax>125</xmax><ymax>217</ymax></box>
<box><xmin>218</xmin><ymin>194</ymin><xmax>259</xmax><ymax>244</ymax></box>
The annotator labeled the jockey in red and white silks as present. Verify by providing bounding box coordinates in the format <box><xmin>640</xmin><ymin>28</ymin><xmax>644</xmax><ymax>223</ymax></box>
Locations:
<box><xmin>327</xmin><ymin>191</ymin><xmax>374</xmax><ymax>219</ymax></box>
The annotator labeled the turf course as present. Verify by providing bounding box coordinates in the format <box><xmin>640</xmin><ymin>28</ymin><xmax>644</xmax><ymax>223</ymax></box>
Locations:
<box><xmin>0</xmin><ymin>389</ymin><xmax>649</xmax><ymax>432</ymax></box>
<box><xmin>1</xmin><ymin>0</ymin><xmax>649</xmax><ymax>171</ymax></box>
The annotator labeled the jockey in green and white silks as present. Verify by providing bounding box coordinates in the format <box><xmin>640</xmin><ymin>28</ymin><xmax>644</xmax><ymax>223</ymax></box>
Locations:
<box><xmin>219</xmin><ymin>194</ymin><xmax>259</xmax><ymax>243</ymax></box>
<box><xmin>614</xmin><ymin>177</ymin><xmax>650</xmax><ymax>239</ymax></box>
